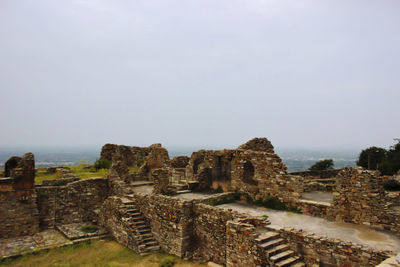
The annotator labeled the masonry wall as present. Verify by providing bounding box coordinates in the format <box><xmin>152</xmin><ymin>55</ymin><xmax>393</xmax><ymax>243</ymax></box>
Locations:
<box><xmin>36</xmin><ymin>178</ymin><xmax>108</xmax><ymax>229</ymax></box>
<box><xmin>231</xmin><ymin>150</ymin><xmax>303</xmax><ymax>204</ymax></box>
<box><xmin>0</xmin><ymin>184</ymin><xmax>39</xmax><ymax>238</ymax></box>
<box><xmin>327</xmin><ymin>168</ymin><xmax>400</xmax><ymax>235</ymax></box>
<box><xmin>132</xmin><ymin>193</ymin><xmax>193</xmax><ymax>257</ymax></box>
<box><xmin>226</xmin><ymin>219</ymin><xmax>265</xmax><ymax>267</ymax></box>
<box><xmin>192</xmin><ymin>204</ymin><xmax>234</xmax><ymax>264</ymax></box>
<box><xmin>0</xmin><ymin>153</ymin><xmax>39</xmax><ymax>239</ymax></box>
<box><xmin>275</xmin><ymin>226</ymin><xmax>390</xmax><ymax>266</ymax></box>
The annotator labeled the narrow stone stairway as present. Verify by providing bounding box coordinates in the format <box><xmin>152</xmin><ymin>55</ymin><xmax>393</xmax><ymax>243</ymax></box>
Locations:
<box><xmin>256</xmin><ymin>231</ymin><xmax>305</xmax><ymax>267</ymax></box>
<box><xmin>169</xmin><ymin>182</ymin><xmax>191</xmax><ymax>194</ymax></box>
<box><xmin>120</xmin><ymin>199</ymin><xmax>160</xmax><ymax>254</ymax></box>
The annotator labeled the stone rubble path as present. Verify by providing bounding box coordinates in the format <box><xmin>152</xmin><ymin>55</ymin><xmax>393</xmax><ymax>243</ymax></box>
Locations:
<box><xmin>219</xmin><ymin>202</ymin><xmax>400</xmax><ymax>252</ymax></box>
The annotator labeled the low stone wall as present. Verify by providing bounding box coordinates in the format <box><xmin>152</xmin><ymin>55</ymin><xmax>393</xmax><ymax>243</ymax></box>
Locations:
<box><xmin>131</xmin><ymin>193</ymin><xmax>193</xmax><ymax>257</ymax></box>
<box><xmin>272</xmin><ymin>226</ymin><xmax>390</xmax><ymax>267</ymax></box>
<box><xmin>297</xmin><ymin>199</ymin><xmax>332</xmax><ymax>219</ymax></box>
<box><xmin>98</xmin><ymin>196</ymin><xmax>135</xmax><ymax>249</ymax></box>
<box><xmin>290</xmin><ymin>169</ymin><xmax>342</xmax><ymax>179</ymax></box>
<box><xmin>303</xmin><ymin>181</ymin><xmax>334</xmax><ymax>192</ymax></box>
<box><xmin>36</xmin><ymin>178</ymin><xmax>108</xmax><ymax>229</ymax></box>
<box><xmin>192</xmin><ymin>204</ymin><xmax>234</xmax><ymax>264</ymax></box>
<box><xmin>226</xmin><ymin>219</ymin><xmax>264</xmax><ymax>267</ymax></box>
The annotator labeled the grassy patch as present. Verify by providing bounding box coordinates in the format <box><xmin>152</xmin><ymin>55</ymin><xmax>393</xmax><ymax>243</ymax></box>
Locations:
<box><xmin>0</xmin><ymin>240</ymin><xmax>206</xmax><ymax>267</ymax></box>
<box><xmin>35</xmin><ymin>165</ymin><xmax>109</xmax><ymax>185</ymax></box>
<box><xmin>244</xmin><ymin>194</ymin><xmax>302</xmax><ymax>213</ymax></box>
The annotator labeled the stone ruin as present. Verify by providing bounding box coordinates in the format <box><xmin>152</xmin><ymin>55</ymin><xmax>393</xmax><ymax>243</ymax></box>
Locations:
<box><xmin>1</xmin><ymin>138</ymin><xmax>400</xmax><ymax>266</ymax></box>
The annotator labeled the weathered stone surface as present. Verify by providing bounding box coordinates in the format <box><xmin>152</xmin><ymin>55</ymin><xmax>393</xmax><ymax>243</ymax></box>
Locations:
<box><xmin>237</xmin><ymin>137</ymin><xmax>274</xmax><ymax>153</ymax></box>
<box><xmin>170</xmin><ymin>156</ymin><xmax>190</xmax><ymax>168</ymax></box>
<box><xmin>36</xmin><ymin>178</ymin><xmax>108</xmax><ymax>229</ymax></box>
<box><xmin>4</xmin><ymin>156</ymin><xmax>21</xmax><ymax>177</ymax></box>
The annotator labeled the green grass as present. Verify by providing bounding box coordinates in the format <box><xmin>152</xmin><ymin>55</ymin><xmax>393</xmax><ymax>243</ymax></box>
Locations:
<box><xmin>35</xmin><ymin>165</ymin><xmax>109</xmax><ymax>185</ymax></box>
<box><xmin>0</xmin><ymin>240</ymin><xmax>206</xmax><ymax>267</ymax></box>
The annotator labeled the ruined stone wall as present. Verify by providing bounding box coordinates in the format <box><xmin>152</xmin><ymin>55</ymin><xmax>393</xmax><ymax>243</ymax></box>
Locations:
<box><xmin>132</xmin><ymin>193</ymin><xmax>193</xmax><ymax>257</ymax></box>
<box><xmin>327</xmin><ymin>168</ymin><xmax>400</xmax><ymax>234</ymax></box>
<box><xmin>185</xmin><ymin>149</ymin><xmax>235</xmax><ymax>191</ymax></box>
<box><xmin>36</xmin><ymin>178</ymin><xmax>108</xmax><ymax>229</ymax></box>
<box><xmin>231</xmin><ymin>150</ymin><xmax>303</xmax><ymax>204</ymax></box>
<box><xmin>226</xmin><ymin>219</ymin><xmax>265</xmax><ymax>267</ymax></box>
<box><xmin>192</xmin><ymin>204</ymin><xmax>234</xmax><ymax>264</ymax></box>
<box><xmin>0</xmin><ymin>153</ymin><xmax>39</xmax><ymax>238</ymax></box>
<box><xmin>290</xmin><ymin>169</ymin><xmax>342</xmax><ymax>180</ymax></box>
<box><xmin>100</xmin><ymin>144</ymin><xmax>151</xmax><ymax>167</ymax></box>
<box><xmin>0</xmin><ymin>185</ymin><xmax>39</xmax><ymax>238</ymax></box>
<box><xmin>275</xmin><ymin>226</ymin><xmax>390</xmax><ymax>266</ymax></box>
<box><xmin>98</xmin><ymin>196</ymin><xmax>138</xmax><ymax>250</ymax></box>
<box><xmin>303</xmin><ymin>181</ymin><xmax>334</xmax><ymax>192</ymax></box>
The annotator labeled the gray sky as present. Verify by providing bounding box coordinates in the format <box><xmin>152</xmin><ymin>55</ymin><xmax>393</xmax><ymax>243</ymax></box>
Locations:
<box><xmin>0</xmin><ymin>0</ymin><xmax>399</xmax><ymax>150</ymax></box>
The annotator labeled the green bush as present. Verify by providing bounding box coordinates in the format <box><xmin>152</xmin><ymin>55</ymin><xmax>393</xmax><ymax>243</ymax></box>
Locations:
<box><xmin>94</xmin><ymin>158</ymin><xmax>111</xmax><ymax>170</ymax></box>
<box><xmin>309</xmin><ymin>159</ymin><xmax>334</xmax><ymax>171</ymax></box>
<box><xmin>383</xmin><ymin>179</ymin><xmax>400</xmax><ymax>191</ymax></box>
<box><xmin>159</xmin><ymin>256</ymin><xmax>175</xmax><ymax>267</ymax></box>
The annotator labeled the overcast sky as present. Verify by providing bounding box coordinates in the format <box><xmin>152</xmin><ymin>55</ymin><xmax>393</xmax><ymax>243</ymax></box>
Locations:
<box><xmin>0</xmin><ymin>0</ymin><xmax>399</xmax><ymax>150</ymax></box>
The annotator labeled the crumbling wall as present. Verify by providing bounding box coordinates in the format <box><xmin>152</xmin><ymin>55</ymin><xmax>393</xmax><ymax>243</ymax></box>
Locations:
<box><xmin>192</xmin><ymin>204</ymin><xmax>234</xmax><ymax>264</ymax></box>
<box><xmin>0</xmin><ymin>153</ymin><xmax>39</xmax><ymax>238</ymax></box>
<box><xmin>290</xmin><ymin>169</ymin><xmax>342</xmax><ymax>180</ymax></box>
<box><xmin>231</xmin><ymin>150</ymin><xmax>303</xmax><ymax>204</ymax></box>
<box><xmin>186</xmin><ymin>150</ymin><xmax>235</xmax><ymax>191</ymax></box>
<box><xmin>36</xmin><ymin>178</ymin><xmax>108</xmax><ymax>229</ymax></box>
<box><xmin>276</xmin><ymin>226</ymin><xmax>390</xmax><ymax>266</ymax></box>
<box><xmin>327</xmin><ymin>167</ymin><xmax>400</xmax><ymax>234</ymax></box>
<box><xmin>132</xmin><ymin>193</ymin><xmax>193</xmax><ymax>257</ymax></box>
<box><xmin>4</xmin><ymin>156</ymin><xmax>21</xmax><ymax>177</ymax></box>
<box><xmin>100</xmin><ymin>144</ymin><xmax>151</xmax><ymax>167</ymax></box>
<box><xmin>139</xmin><ymin>144</ymin><xmax>170</xmax><ymax>178</ymax></box>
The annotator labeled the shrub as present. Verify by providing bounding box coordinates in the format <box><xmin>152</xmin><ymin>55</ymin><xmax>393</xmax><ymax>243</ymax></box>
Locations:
<box><xmin>159</xmin><ymin>256</ymin><xmax>175</xmax><ymax>267</ymax></box>
<box><xmin>383</xmin><ymin>179</ymin><xmax>400</xmax><ymax>191</ymax></box>
<box><xmin>309</xmin><ymin>159</ymin><xmax>334</xmax><ymax>171</ymax></box>
<box><xmin>94</xmin><ymin>158</ymin><xmax>111</xmax><ymax>170</ymax></box>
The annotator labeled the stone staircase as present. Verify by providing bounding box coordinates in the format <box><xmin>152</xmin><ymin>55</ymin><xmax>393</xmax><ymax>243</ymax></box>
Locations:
<box><xmin>169</xmin><ymin>182</ymin><xmax>191</xmax><ymax>194</ymax></box>
<box><xmin>119</xmin><ymin>199</ymin><xmax>159</xmax><ymax>254</ymax></box>
<box><xmin>256</xmin><ymin>231</ymin><xmax>305</xmax><ymax>267</ymax></box>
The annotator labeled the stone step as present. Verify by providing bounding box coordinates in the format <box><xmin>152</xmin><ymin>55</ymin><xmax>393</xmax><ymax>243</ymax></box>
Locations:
<box><xmin>255</xmin><ymin>232</ymin><xmax>280</xmax><ymax>243</ymax></box>
<box><xmin>291</xmin><ymin>262</ymin><xmax>305</xmax><ymax>267</ymax></box>
<box><xmin>266</xmin><ymin>244</ymin><xmax>290</xmax><ymax>256</ymax></box>
<box><xmin>126</xmin><ymin>208</ymin><xmax>139</xmax><ymax>213</ymax></box>
<box><xmin>144</xmin><ymin>240</ymin><xmax>158</xmax><ymax>246</ymax></box>
<box><xmin>130</xmin><ymin>216</ymin><xmax>144</xmax><ymax>221</ymax></box>
<box><xmin>275</xmin><ymin>256</ymin><xmax>299</xmax><ymax>267</ymax></box>
<box><xmin>132</xmin><ymin>181</ymin><xmax>154</xmax><ymax>187</ymax></box>
<box><xmin>141</xmin><ymin>233</ymin><xmax>153</xmax><ymax>238</ymax></box>
<box><xmin>177</xmin><ymin>190</ymin><xmax>191</xmax><ymax>194</ymax></box>
<box><xmin>131</xmin><ymin>221</ymin><xmax>146</xmax><ymax>226</ymax></box>
<box><xmin>144</xmin><ymin>245</ymin><xmax>160</xmax><ymax>252</ymax></box>
<box><xmin>259</xmin><ymin>238</ymin><xmax>284</xmax><ymax>249</ymax></box>
<box><xmin>270</xmin><ymin>250</ymin><xmax>294</xmax><ymax>263</ymax></box>
<box><xmin>137</xmin><ymin>228</ymin><xmax>151</xmax><ymax>234</ymax></box>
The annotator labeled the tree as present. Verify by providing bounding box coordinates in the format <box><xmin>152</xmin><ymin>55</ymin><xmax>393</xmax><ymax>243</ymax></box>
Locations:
<box><xmin>94</xmin><ymin>158</ymin><xmax>111</xmax><ymax>170</ymax></box>
<box><xmin>309</xmin><ymin>159</ymin><xmax>334</xmax><ymax>171</ymax></box>
<box><xmin>378</xmin><ymin>141</ymin><xmax>400</xmax><ymax>175</ymax></box>
<box><xmin>357</xmin><ymin>146</ymin><xmax>387</xmax><ymax>170</ymax></box>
